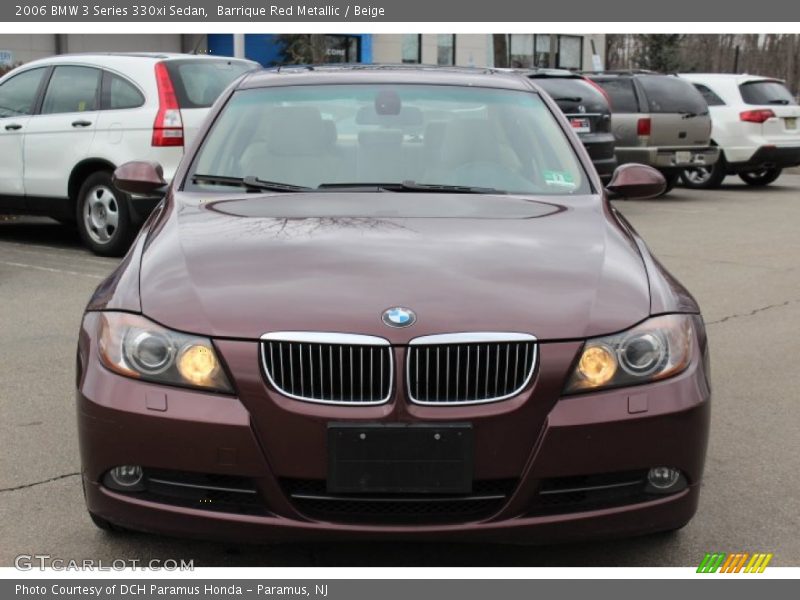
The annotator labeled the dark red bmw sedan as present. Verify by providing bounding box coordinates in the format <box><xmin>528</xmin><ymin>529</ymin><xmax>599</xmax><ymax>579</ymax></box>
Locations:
<box><xmin>76</xmin><ymin>66</ymin><xmax>710</xmax><ymax>543</ymax></box>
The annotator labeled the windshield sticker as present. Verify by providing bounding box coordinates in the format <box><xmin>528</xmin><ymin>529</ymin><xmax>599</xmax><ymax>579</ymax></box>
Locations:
<box><xmin>543</xmin><ymin>170</ymin><xmax>577</xmax><ymax>189</ymax></box>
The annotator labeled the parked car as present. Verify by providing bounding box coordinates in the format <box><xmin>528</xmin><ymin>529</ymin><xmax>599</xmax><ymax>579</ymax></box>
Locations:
<box><xmin>0</xmin><ymin>52</ymin><xmax>257</xmax><ymax>255</ymax></box>
<box><xmin>520</xmin><ymin>68</ymin><xmax>617</xmax><ymax>180</ymax></box>
<box><xmin>77</xmin><ymin>65</ymin><xmax>710</xmax><ymax>543</ymax></box>
<box><xmin>677</xmin><ymin>73</ymin><xmax>800</xmax><ymax>188</ymax></box>
<box><xmin>586</xmin><ymin>70</ymin><xmax>719</xmax><ymax>193</ymax></box>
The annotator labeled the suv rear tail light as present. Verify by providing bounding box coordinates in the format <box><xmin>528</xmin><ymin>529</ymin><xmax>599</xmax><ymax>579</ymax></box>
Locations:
<box><xmin>152</xmin><ymin>62</ymin><xmax>184</xmax><ymax>147</ymax></box>
<box><xmin>637</xmin><ymin>117</ymin><xmax>652</xmax><ymax>136</ymax></box>
<box><xmin>739</xmin><ymin>109</ymin><xmax>775</xmax><ymax>124</ymax></box>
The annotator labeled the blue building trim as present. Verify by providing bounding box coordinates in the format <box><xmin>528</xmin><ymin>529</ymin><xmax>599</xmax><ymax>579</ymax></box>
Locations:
<box><xmin>207</xmin><ymin>34</ymin><xmax>372</xmax><ymax>66</ymax></box>
<box><xmin>359</xmin><ymin>34</ymin><xmax>372</xmax><ymax>64</ymax></box>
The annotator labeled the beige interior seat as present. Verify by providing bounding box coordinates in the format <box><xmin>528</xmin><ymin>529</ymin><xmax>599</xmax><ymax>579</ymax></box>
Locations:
<box><xmin>239</xmin><ymin>106</ymin><xmax>340</xmax><ymax>187</ymax></box>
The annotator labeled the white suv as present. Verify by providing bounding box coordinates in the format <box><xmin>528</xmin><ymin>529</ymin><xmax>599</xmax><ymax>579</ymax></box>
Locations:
<box><xmin>0</xmin><ymin>53</ymin><xmax>257</xmax><ymax>255</ymax></box>
<box><xmin>677</xmin><ymin>73</ymin><xmax>800</xmax><ymax>189</ymax></box>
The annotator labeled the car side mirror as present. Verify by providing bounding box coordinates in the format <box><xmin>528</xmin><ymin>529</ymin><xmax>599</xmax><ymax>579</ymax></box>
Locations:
<box><xmin>113</xmin><ymin>161</ymin><xmax>168</xmax><ymax>197</ymax></box>
<box><xmin>605</xmin><ymin>164</ymin><xmax>666</xmax><ymax>200</ymax></box>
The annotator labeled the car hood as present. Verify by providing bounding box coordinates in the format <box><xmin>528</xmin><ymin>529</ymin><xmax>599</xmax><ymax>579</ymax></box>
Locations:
<box><xmin>139</xmin><ymin>192</ymin><xmax>650</xmax><ymax>342</ymax></box>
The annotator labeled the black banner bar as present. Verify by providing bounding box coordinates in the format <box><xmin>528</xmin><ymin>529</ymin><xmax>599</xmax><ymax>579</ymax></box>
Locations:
<box><xmin>4</xmin><ymin>579</ymin><xmax>798</xmax><ymax>600</ymax></box>
<box><xmin>3</xmin><ymin>0</ymin><xmax>800</xmax><ymax>22</ymax></box>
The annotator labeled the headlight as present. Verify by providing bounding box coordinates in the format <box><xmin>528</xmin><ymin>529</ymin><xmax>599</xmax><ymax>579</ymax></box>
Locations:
<box><xmin>97</xmin><ymin>312</ymin><xmax>233</xmax><ymax>393</ymax></box>
<box><xmin>564</xmin><ymin>314</ymin><xmax>694</xmax><ymax>394</ymax></box>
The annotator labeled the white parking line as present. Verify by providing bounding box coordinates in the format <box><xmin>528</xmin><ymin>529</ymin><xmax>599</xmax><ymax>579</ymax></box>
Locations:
<box><xmin>0</xmin><ymin>241</ymin><xmax>115</xmax><ymax>266</ymax></box>
<box><xmin>0</xmin><ymin>260</ymin><xmax>105</xmax><ymax>280</ymax></box>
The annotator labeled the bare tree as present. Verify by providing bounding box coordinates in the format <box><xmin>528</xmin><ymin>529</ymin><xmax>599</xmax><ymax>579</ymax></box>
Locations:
<box><xmin>275</xmin><ymin>34</ymin><xmax>329</xmax><ymax>65</ymax></box>
<box><xmin>0</xmin><ymin>62</ymin><xmax>20</xmax><ymax>77</ymax></box>
<box><xmin>605</xmin><ymin>34</ymin><xmax>800</xmax><ymax>95</ymax></box>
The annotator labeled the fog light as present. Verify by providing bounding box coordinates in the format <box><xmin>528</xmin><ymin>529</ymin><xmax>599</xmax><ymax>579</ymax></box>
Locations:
<box><xmin>647</xmin><ymin>467</ymin><xmax>681</xmax><ymax>490</ymax></box>
<box><xmin>106</xmin><ymin>465</ymin><xmax>144</xmax><ymax>491</ymax></box>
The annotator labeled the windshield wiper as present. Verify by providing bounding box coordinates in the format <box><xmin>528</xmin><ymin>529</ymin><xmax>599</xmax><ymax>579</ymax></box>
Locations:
<box><xmin>317</xmin><ymin>181</ymin><xmax>507</xmax><ymax>194</ymax></box>
<box><xmin>767</xmin><ymin>99</ymin><xmax>790</xmax><ymax>105</ymax></box>
<box><xmin>552</xmin><ymin>96</ymin><xmax>583</xmax><ymax>103</ymax></box>
<box><xmin>680</xmin><ymin>111</ymin><xmax>707</xmax><ymax>119</ymax></box>
<box><xmin>192</xmin><ymin>174</ymin><xmax>310</xmax><ymax>193</ymax></box>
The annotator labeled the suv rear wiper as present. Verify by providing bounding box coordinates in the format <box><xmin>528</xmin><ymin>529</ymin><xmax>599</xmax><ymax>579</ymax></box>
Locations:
<box><xmin>552</xmin><ymin>96</ymin><xmax>583</xmax><ymax>103</ymax></box>
<box><xmin>767</xmin><ymin>99</ymin><xmax>790</xmax><ymax>105</ymax></box>
<box><xmin>680</xmin><ymin>111</ymin><xmax>707</xmax><ymax>119</ymax></box>
<box><xmin>192</xmin><ymin>174</ymin><xmax>311</xmax><ymax>193</ymax></box>
<box><xmin>317</xmin><ymin>181</ymin><xmax>507</xmax><ymax>194</ymax></box>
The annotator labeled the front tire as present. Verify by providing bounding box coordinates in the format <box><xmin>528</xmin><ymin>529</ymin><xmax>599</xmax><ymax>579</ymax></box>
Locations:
<box><xmin>739</xmin><ymin>167</ymin><xmax>782</xmax><ymax>186</ymax></box>
<box><xmin>76</xmin><ymin>171</ymin><xmax>134</xmax><ymax>257</ymax></box>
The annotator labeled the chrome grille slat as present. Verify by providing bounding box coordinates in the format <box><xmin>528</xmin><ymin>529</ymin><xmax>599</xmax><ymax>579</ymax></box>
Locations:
<box><xmin>407</xmin><ymin>333</ymin><xmax>537</xmax><ymax>405</ymax></box>
<box><xmin>261</xmin><ymin>332</ymin><xmax>392</xmax><ymax>405</ymax></box>
<box><xmin>504</xmin><ymin>343</ymin><xmax>510</xmax><ymax>396</ymax></box>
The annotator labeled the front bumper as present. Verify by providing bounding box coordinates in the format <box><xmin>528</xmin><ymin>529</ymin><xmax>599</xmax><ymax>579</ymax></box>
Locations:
<box><xmin>616</xmin><ymin>146</ymin><xmax>720</xmax><ymax>170</ymax></box>
<box><xmin>77</xmin><ymin>326</ymin><xmax>711</xmax><ymax>544</ymax></box>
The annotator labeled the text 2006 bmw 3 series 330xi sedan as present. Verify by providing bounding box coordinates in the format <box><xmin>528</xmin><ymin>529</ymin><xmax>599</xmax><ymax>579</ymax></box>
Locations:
<box><xmin>76</xmin><ymin>65</ymin><xmax>710</xmax><ymax>544</ymax></box>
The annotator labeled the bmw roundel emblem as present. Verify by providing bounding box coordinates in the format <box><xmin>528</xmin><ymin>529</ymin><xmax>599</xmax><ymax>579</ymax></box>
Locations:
<box><xmin>382</xmin><ymin>307</ymin><xmax>416</xmax><ymax>328</ymax></box>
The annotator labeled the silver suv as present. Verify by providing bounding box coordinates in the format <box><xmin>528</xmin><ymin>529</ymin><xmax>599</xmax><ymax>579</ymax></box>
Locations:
<box><xmin>586</xmin><ymin>71</ymin><xmax>719</xmax><ymax>194</ymax></box>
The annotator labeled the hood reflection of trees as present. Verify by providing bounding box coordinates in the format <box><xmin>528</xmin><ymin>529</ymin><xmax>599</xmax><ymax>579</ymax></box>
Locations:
<box><xmin>180</xmin><ymin>211</ymin><xmax>413</xmax><ymax>242</ymax></box>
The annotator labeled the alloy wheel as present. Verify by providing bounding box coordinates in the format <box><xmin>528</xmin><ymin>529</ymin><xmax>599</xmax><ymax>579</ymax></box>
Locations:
<box><xmin>82</xmin><ymin>185</ymin><xmax>119</xmax><ymax>245</ymax></box>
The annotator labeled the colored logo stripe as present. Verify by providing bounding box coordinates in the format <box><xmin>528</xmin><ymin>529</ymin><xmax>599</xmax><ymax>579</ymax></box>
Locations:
<box><xmin>697</xmin><ymin>552</ymin><xmax>773</xmax><ymax>573</ymax></box>
<box><xmin>720</xmin><ymin>553</ymin><xmax>749</xmax><ymax>573</ymax></box>
<box><xmin>745</xmin><ymin>553</ymin><xmax>773</xmax><ymax>573</ymax></box>
<box><xmin>697</xmin><ymin>553</ymin><xmax>726</xmax><ymax>573</ymax></box>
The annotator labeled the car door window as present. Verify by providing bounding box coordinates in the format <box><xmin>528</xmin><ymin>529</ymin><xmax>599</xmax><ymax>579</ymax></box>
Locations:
<box><xmin>106</xmin><ymin>73</ymin><xmax>145</xmax><ymax>110</ymax></box>
<box><xmin>693</xmin><ymin>84</ymin><xmax>725</xmax><ymax>107</ymax></box>
<box><xmin>0</xmin><ymin>68</ymin><xmax>46</xmax><ymax>118</ymax></box>
<box><xmin>41</xmin><ymin>66</ymin><xmax>101</xmax><ymax>115</ymax></box>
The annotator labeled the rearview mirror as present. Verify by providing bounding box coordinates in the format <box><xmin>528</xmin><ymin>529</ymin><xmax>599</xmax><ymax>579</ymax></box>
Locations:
<box><xmin>113</xmin><ymin>161</ymin><xmax>168</xmax><ymax>197</ymax></box>
<box><xmin>605</xmin><ymin>164</ymin><xmax>666</xmax><ymax>200</ymax></box>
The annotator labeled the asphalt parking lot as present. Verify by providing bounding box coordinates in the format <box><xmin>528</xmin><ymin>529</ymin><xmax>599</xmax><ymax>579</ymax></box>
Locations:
<box><xmin>1</xmin><ymin>176</ymin><xmax>799</xmax><ymax>567</ymax></box>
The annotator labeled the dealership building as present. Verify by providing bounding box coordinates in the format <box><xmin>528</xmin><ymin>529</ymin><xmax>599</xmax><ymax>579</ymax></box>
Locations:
<box><xmin>0</xmin><ymin>33</ymin><xmax>605</xmax><ymax>70</ymax></box>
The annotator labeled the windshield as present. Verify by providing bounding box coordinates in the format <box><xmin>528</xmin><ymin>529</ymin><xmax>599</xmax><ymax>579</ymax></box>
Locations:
<box><xmin>534</xmin><ymin>78</ymin><xmax>608</xmax><ymax>111</ymax></box>
<box><xmin>187</xmin><ymin>84</ymin><xmax>591</xmax><ymax>196</ymax></box>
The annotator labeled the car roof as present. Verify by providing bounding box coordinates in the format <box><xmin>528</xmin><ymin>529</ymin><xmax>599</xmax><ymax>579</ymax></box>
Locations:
<box><xmin>20</xmin><ymin>52</ymin><xmax>256</xmax><ymax>69</ymax></box>
<box><xmin>583</xmin><ymin>69</ymin><xmax>661</xmax><ymax>78</ymax></box>
<box><xmin>677</xmin><ymin>72</ymin><xmax>785</xmax><ymax>84</ymax></box>
<box><xmin>519</xmin><ymin>68</ymin><xmax>583</xmax><ymax>79</ymax></box>
<box><xmin>237</xmin><ymin>64</ymin><xmax>535</xmax><ymax>92</ymax></box>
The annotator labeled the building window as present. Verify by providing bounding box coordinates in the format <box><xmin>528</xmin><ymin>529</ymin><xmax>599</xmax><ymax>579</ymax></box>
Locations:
<box><xmin>323</xmin><ymin>35</ymin><xmax>361</xmax><ymax>63</ymax></box>
<box><xmin>402</xmin><ymin>34</ymin><xmax>422</xmax><ymax>64</ymax></box>
<box><xmin>509</xmin><ymin>34</ymin><xmax>534</xmax><ymax>68</ymax></box>
<box><xmin>534</xmin><ymin>35</ymin><xmax>552</xmax><ymax>68</ymax></box>
<box><xmin>558</xmin><ymin>36</ymin><xmax>583</xmax><ymax>70</ymax></box>
<box><xmin>505</xmin><ymin>34</ymin><xmax>586</xmax><ymax>70</ymax></box>
<box><xmin>437</xmin><ymin>34</ymin><xmax>455</xmax><ymax>66</ymax></box>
